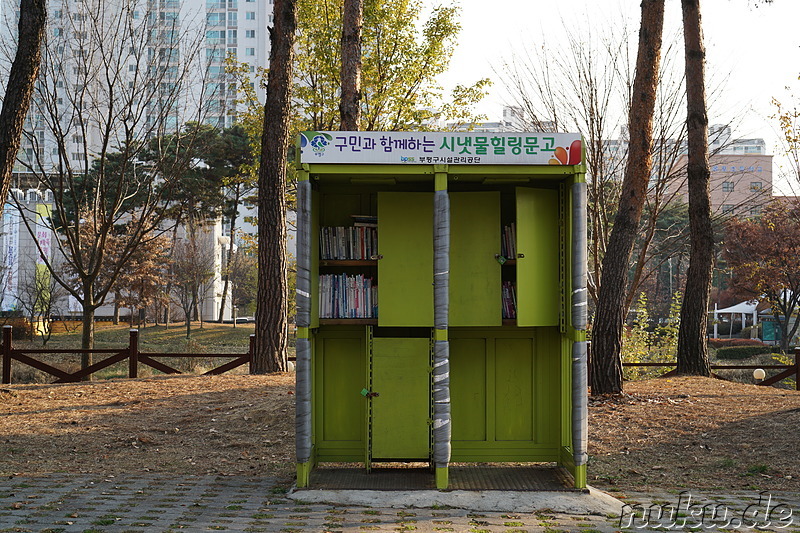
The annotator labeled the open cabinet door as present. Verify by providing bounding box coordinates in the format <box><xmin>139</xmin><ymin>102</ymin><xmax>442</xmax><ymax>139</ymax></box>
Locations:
<box><xmin>516</xmin><ymin>187</ymin><xmax>560</xmax><ymax>327</ymax></box>
<box><xmin>449</xmin><ymin>192</ymin><xmax>502</xmax><ymax>326</ymax></box>
<box><xmin>377</xmin><ymin>192</ymin><xmax>433</xmax><ymax>327</ymax></box>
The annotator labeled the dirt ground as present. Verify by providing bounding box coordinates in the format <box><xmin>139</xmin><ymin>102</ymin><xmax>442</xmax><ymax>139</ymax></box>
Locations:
<box><xmin>0</xmin><ymin>374</ymin><xmax>297</xmax><ymax>484</ymax></box>
<box><xmin>589</xmin><ymin>376</ymin><xmax>800</xmax><ymax>493</ymax></box>
<box><xmin>1</xmin><ymin>374</ymin><xmax>798</xmax><ymax>493</ymax></box>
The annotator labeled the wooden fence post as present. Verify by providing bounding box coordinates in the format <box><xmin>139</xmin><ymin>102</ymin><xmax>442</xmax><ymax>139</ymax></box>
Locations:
<box><xmin>249</xmin><ymin>334</ymin><xmax>255</xmax><ymax>374</ymax></box>
<box><xmin>2</xmin><ymin>325</ymin><xmax>11</xmax><ymax>384</ymax></box>
<box><xmin>129</xmin><ymin>329</ymin><xmax>139</xmax><ymax>379</ymax></box>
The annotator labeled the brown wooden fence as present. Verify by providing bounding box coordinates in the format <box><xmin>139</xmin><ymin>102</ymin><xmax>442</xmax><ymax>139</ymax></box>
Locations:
<box><xmin>1</xmin><ymin>326</ymin><xmax>253</xmax><ymax>384</ymax></box>
<box><xmin>588</xmin><ymin>344</ymin><xmax>800</xmax><ymax>390</ymax></box>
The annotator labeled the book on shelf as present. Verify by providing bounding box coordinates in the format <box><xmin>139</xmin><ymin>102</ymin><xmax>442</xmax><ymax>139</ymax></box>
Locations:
<box><xmin>502</xmin><ymin>281</ymin><xmax>517</xmax><ymax>319</ymax></box>
<box><xmin>320</xmin><ymin>225</ymin><xmax>378</xmax><ymax>260</ymax></box>
<box><xmin>351</xmin><ymin>214</ymin><xmax>377</xmax><ymax>227</ymax></box>
<box><xmin>319</xmin><ymin>273</ymin><xmax>378</xmax><ymax>318</ymax></box>
<box><xmin>501</xmin><ymin>223</ymin><xmax>516</xmax><ymax>260</ymax></box>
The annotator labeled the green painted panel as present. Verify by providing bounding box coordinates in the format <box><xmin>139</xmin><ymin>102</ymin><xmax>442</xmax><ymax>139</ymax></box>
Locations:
<box><xmin>450</xmin><ymin>338</ymin><xmax>487</xmax><ymax>441</ymax></box>
<box><xmin>450</xmin><ymin>192</ymin><xmax>502</xmax><ymax>326</ymax></box>
<box><xmin>321</xmin><ymin>337</ymin><xmax>365</xmax><ymax>442</ymax></box>
<box><xmin>495</xmin><ymin>338</ymin><xmax>534</xmax><ymax>441</ymax></box>
<box><xmin>371</xmin><ymin>337</ymin><xmax>430</xmax><ymax>459</ymax></box>
<box><xmin>516</xmin><ymin>188</ymin><xmax>560</xmax><ymax>326</ymax></box>
<box><xmin>378</xmin><ymin>193</ymin><xmax>433</xmax><ymax>326</ymax></box>
<box><xmin>536</xmin><ymin>328</ymin><xmax>564</xmax><ymax>446</ymax></box>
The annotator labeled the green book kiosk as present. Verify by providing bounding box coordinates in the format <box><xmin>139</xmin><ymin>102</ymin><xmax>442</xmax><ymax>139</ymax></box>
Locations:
<box><xmin>294</xmin><ymin>131</ymin><xmax>588</xmax><ymax>490</ymax></box>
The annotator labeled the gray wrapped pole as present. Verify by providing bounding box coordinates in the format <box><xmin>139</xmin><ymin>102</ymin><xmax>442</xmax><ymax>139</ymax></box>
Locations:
<box><xmin>571</xmin><ymin>182</ymin><xmax>588</xmax><ymax>467</ymax></box>
<box><xmin>295</xmin><ymin>178</ymin><xmax>312</xmax><ymax>464</ymax></box>
<box><xmin>432</xmin><ymin>189</ymin><xmax>451</xmax><ymax>466</ymax></box>
<box><xmin>571</xmin><ymin>182</ymin><xmax>588</xmax><ymax>331</ymax></box>
<box><xmin>296</xmin><ymin>180</ymin><xmax>312</xmax><ymax>329</ymax></box>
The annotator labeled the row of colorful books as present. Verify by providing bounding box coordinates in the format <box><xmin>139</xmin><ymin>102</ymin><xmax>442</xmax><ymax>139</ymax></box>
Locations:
<box><xmin>320</xmin><ymin>226</ymin><xmax>378</xmax><ymax>260</ymax></box>
<box><xmin>502</xmin><ymin>281</ymin><xmax>517</xmax><ymax>319</ymax></box>
<box><xmin>501</xmin><ymin>223</ymin><xmax>517</xmax><ymax>260</ymax></box>
<box><xmin>319</xmin><ymin>273</ymin><xmax>378</xmax><ymax>318</ymax></box>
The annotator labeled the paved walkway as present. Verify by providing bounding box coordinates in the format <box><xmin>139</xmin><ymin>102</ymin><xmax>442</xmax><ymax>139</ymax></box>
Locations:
<box><xmin>1</xmin><ymin>474</ymin><xmax>798</xmax><ymax>532</ymax></box>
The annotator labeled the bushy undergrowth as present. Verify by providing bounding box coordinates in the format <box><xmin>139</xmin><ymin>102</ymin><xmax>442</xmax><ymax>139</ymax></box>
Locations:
<box><xmin>621</xmin><ymin>292</ymin><xmax>681</xmax><ymax>381</ymax></box>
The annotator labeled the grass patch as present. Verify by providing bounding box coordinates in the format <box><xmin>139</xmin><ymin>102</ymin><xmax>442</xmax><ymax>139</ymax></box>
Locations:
<box><xmin>746</xmin><ymin>464</ymin><xmax>769</xmax><ymax>475</ymax></box>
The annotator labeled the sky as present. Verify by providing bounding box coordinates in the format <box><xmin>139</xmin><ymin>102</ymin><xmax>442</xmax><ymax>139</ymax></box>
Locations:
<box><xmin>434</xmin><ymin>0</ymin><xmax>800</xmax><ymax>184</ymax></box>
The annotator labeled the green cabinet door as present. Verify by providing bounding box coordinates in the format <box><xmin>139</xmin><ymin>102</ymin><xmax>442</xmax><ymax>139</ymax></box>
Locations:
<box><xmin>516</xmin><ymin>188</ymin><xmax>560</xmax><ymax>326</ymax></box>
<box><xmin>377</xmin><ymin>192</ymin><xmax>433</xmax><ymax>326</ymax></box>
<box><xmin>450</xmin><ymin>192</ymin><xmax>501</xmax><ymax>326</ymax></box>
<box><xmin>371</xmin><ymin>338</ymin><xmax>430</xmax><ymax>460</ymax></box>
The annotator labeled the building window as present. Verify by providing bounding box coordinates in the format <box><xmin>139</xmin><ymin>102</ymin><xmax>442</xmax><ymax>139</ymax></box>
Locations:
<box><xmin>206</xmin><ymin>30</ymin><xmax>225</xmax><ymax>43</ymax></box>
<box><xmin>207</xmin><ymin>13</ymin><xmax>225</xmax><ymax>26</ymax></box>
<box><xmin>750</xmin><ymin>206</ymin><xmax>762</xmax><ymax>217</ymax></box>
<box><xmin>53</xmin><ymin>28</ymin><xmax>62</xmax><ymax>36</ymax></box>
<box><xmin>750</xmin><ymin>181</ymin><xmax>763</xmax><ymax>191</ymax></box>
<box><xmin>246</xmin><ymin>11</ymin><xmax>255</xmax><ymax>20</ymax></box>
<box><xmin>246</xmin><ymin>29</ymin><xmax>255</xmax><ymax>38</ymax></box>
<box><xmin>722</xmin><ymin>181</ymin><xmax>734</xmax><ymax>193</ymax></box>
<box><xmin>245</xmin><ymin>47</ymin><xmax>255</xmax><ymax>56</ymax></box>
<box><xmin>722</xmin><ymin>204</ymin><xmax>735</xmax><ymax>215</ymax></box>
<box><xmin>228</xmin><ymin>12</ymin><xmax>238</xmax><ymax>23</ymax></box>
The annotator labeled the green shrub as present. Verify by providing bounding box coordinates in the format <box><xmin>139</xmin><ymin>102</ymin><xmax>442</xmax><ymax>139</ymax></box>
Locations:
<box><xmin>716</xmin><ymin>345</ymin><xmax>772</xmax><ymax>360</ymax></box>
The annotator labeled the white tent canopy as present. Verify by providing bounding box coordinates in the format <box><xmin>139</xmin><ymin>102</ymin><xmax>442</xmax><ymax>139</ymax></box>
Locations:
<box><xmin>712</xmin><ymin>300</ymin><xmax>759</xmax><ymax>339</ymax></box>
<box><xmin>715</xmin><ymin>300</ymin><xmax>758</xmax><ymax>315</ymax></box>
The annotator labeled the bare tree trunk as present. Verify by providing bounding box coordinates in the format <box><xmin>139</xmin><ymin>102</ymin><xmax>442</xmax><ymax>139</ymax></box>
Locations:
<box><xmin>253</xmin><ymin>0</ymin><xmax>297</xmax><ymax>374</ymax></box>
<box><xmin>340</xmin><ymin>0</ymin><xmax>362</xmax><ymax>131</ymax></box>
<box><xmin>113</xmin><ymin>294</ymin><xmax>120</xmax><ymax>325</ymax></box>
<box><xmin>80</xmin><ymin>308</ymin><xmax>94</xmax><ymax>382</ymax></box>
<box><xmin>676</xmin><ymin>0</ymin><xmax>712</xmax><ymax>376</ymax></box>
<box><xmin>0</xmin><ymin>0</ymin><xmax>46</xmax><ymax>220</ymax></box>
<box><xmin>591</xmin><ymin>0</ymin><xmax>664</xmax><ymax>395</ymax></box>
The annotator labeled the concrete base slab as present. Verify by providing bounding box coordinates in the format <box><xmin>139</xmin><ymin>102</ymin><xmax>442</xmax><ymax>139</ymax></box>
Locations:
<box><xmin>288</xmin><ymin>485</ymin><xmax>624</xmax><ymax>516</ymax></box>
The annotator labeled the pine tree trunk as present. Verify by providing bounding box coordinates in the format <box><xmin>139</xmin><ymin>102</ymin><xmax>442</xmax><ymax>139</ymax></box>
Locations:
<box><xmin>253</xmin><ymin>0</ymin><xmax>297</xmax><ymax>374</ymax></box>
<box><xmin>0</xmin><ymin>0</ymin><xmax>46</xmax><ymax>219</ymax></box>
<box><xmin>340</xmin><ymin>0</ymin><xmax>362</xmax><ymax>131</ymax></box>
<box><xmin>591</xmin><ymin>0</ymin><xmax>664</xmax><ymax>395</ymax></box>
<box><xmin>676</xmin><ymin>0</ymin><xmax>712</xmax><ymax>376</ymax></box>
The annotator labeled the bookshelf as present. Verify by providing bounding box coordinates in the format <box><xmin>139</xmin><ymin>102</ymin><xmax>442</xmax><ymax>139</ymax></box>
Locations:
<box><xmin>295</xmin><ymin>131</ymin><xmax>588</xmax><ymax>492</ymax></box>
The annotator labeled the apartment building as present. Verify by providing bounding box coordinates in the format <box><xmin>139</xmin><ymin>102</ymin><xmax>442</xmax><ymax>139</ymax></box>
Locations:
<box><xmin>0</xmin><ymin>0</ymin><xmax>273</xmax><ymax>321</ymax></box>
